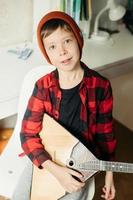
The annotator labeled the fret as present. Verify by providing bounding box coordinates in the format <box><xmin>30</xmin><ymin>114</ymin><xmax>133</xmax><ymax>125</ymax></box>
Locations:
<box><xmin>99</xmin><ymin>161</ymin><xmax>133</xmax><ymax>173</ymax></box>
<box><xmin>78</xmin><ymin>160</ymin><xmax>100</xmax><ymax>171</ymax></box>
<box><xmin>100</xmin><ymin>160</ymin><xmax>105</xmax><ymax>171</ymax></box>
<box><xmin>75</xmin><ymin>160</ymin><xmax>133</xmax><ymax>173</ymax></box>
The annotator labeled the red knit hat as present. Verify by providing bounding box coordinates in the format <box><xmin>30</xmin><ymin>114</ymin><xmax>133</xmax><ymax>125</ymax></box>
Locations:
<box><xmin>37</xmin><ymin>11</ymin><xmax>84</xmax><ymax>64</ymax></box>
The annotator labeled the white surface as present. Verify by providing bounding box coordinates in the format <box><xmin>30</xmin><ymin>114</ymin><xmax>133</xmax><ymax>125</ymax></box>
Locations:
<box><xmin>0</xmin><ymin>42</ymin><xmax>46</xmax><ymax>119</ymax></box>
<box><xmin>83</xmin><ymin>26</ymin><xmax>133</xmax><ymax>69</ymax></box>
<box><xmin>91</xmin><ymin>31</ymin><xmax>110</xmax><ymax>42</ymax></box>
<box><xmin>0</xmin><ymin>65</ymin><xmax>55</xmax><ymax>198</ymax></box>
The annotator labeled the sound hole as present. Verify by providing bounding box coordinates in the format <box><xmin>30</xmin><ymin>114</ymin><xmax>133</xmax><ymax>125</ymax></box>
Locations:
<box><xmin>69</xmin><ymin>160</ymin><xmax>74</xmax><ymax>166</ymax></box>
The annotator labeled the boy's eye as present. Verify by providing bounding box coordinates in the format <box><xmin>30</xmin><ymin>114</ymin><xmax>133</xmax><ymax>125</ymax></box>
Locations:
<box><xmin>64</xmin><ymin>39</ymin><xmax>72</xmax><ymax>44</ymax></box>
<box><xmin>49</xmin><ymin>45</ymin><xmax>55</xmax><ymax>50</ymax></box>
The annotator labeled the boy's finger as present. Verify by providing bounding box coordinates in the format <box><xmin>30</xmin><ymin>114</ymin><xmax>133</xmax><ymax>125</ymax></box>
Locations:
<box><xmin>105</xmin><ymin>187</ymin><xmax>110</xmax><ymax>199</ymax></box>
<box><xmin>102</xmin><ymin>186</ymin><xmax>106</xmax><ymax>193</ymax></box>
<box><xmin>69</xmin><ymin>169</ymin><xmax>83</xmax><ymax>178</ymax></box>
<box><xmin>109</xmin><ymin>187</ymin><xmax>115</xmax><ymax>199</ymax></box>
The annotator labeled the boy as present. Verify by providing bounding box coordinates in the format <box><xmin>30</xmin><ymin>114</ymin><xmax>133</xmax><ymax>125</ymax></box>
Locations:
<box><xmin>20</xmin><ymin>11</ymin><xmax>116</xmax><ymax>200</ymax></box>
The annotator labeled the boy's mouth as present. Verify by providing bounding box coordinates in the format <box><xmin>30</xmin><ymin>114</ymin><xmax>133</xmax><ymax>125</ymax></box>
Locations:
<box><xmin>61</xmin><ymin>57</ymin><xmax>72</xmax><ymax>64</ymax></box>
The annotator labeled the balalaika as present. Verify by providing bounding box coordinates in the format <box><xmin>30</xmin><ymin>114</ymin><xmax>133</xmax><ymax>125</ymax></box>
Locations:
<box><xmin>31</xmin><ymin>114</ymin><xmax>133</xmax><ymax>200</ymax></box>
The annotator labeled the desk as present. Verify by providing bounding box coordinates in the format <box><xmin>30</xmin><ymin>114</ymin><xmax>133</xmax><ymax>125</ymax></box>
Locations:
<box><xmin>83</xmin><ymin>26</ymin><xmax>133</xmax><ymax>78</ymax></box>
<box><xmin>0</xmin><ymin>43</ymin><xmax>45</xmax><ymax>119</ymax></box>
<box><xmin>0</xmin><ymin>27</ymin><xmax>133</xmax><ymax>119</ymax></box>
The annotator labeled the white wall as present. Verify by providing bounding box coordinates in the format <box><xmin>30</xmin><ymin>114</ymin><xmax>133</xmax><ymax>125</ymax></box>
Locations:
<box><xmin>0</xmin><ymin>0</ymin><xmax>33</xmax><ymax>47</ymax></box>
<box><xmin>111</xmin><ymin>72</ymin><xmax>133</xmax><ymax>131</ymax></box>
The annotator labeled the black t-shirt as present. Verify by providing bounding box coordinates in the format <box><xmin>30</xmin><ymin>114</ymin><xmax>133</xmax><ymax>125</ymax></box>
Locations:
<box><xmin>59</xmin><ymin>83</ymin><xmax>85</xmax><ymax>137</ymax></box>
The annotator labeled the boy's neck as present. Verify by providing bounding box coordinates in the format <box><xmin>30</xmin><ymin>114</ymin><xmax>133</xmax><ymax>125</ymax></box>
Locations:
<box><xmin>58</xmin><ymin>65</ymin><xmax>84</xmax><ymax>89</ymax></box>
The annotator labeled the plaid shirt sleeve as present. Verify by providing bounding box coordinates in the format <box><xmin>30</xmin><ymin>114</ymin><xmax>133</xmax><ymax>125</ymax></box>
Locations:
<box><xmin>95</xmin><ymin>80</ymin><xmax>116</xmax><ymax>161</ymax></box>
<box><xmin>20</xmin><ymin>80</ymin><xmax>52</xmax><ymax>168</ymax></box>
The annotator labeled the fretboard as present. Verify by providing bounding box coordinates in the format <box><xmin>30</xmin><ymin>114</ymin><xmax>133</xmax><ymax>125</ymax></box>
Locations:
<box><xmin>77</xmin><ymin>160</ymin><xmax>133</xmax><ymax>173</ymax></box>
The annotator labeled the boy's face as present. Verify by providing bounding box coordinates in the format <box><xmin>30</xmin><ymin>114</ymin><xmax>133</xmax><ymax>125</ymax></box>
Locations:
<box><xmin>43</xmin><ymin>27</ymin><xmax>80</xmax><ymax>71</ymax></box>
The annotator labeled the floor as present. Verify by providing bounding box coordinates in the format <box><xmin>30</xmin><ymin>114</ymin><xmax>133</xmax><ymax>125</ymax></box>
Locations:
<box><xmin>0</xmin><ymin>120</ymin><xmax>133</xmax><ymax>200</ymax></box>
<box><xmin>0</xmin><ymin>128</ymin><xmax>12</xmax><ymax>154</ymax></box>
<box><xmin>0</xmin><ymin>129</ymin><xmax>13</xmax><ymax>200</ymax></box>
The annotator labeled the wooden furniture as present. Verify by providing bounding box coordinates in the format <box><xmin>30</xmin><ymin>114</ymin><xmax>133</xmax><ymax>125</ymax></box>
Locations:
<box><xmin>0</xmin><ymin>129</ymin><xmax>13</xmax><ymax>154</ymax></box>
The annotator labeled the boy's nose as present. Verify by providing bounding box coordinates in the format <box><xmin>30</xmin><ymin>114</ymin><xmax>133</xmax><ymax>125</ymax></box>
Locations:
<box><xmin>59</xmin><ymin>45</ymin><xmax>67</xmax><ymax>56</ymax></box>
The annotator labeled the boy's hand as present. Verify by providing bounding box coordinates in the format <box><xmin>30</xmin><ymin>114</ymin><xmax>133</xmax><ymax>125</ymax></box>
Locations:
<box><xmin>55</xmin><ymin>165</ymin><xmax>85</xmax><ymax>193</ymax></box>
<box><xmin>101</xmin><ymin>171</ymin><xmax>115</xmax><ymax>200</ymax></box>
<box><xmin>42</xmin><ymin>160</ymin><xmax>85</xmax><ymax>193</ymax></box>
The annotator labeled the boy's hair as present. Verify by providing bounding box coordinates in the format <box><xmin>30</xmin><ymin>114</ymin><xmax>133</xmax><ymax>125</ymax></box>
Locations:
<box><xmin>41</xmin><ymin>19</ymin><xmax>72</xmax><ymax>39</ymax></box>
<box><xmin>37</xmin><ymin>11</ymin><xmax>84</xmax><ymax>64</ymax></box>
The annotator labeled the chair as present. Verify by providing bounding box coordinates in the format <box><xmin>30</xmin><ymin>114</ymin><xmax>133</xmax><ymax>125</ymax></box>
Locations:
<box><xmin>0</xmin><ymin>65</ymin><xmax>55</xmax><ymax>200</ymax></box>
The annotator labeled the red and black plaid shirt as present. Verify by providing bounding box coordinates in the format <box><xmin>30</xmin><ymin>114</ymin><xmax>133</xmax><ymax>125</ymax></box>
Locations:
<box><xmin>20</xmin><ymin>62</ymin><xmax>116</xmax><ymax>168</ymax></box>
